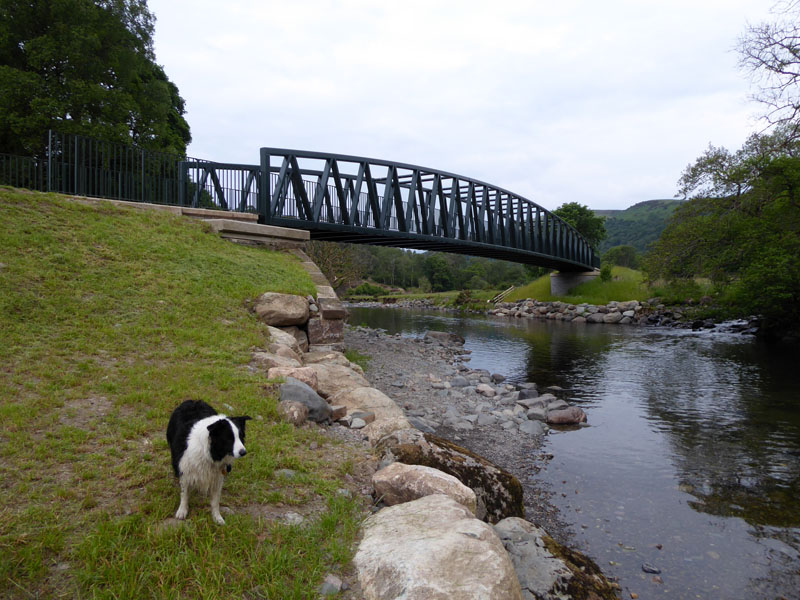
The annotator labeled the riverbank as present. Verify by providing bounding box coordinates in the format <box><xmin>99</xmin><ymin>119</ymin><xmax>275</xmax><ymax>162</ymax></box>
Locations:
<box><xmin>344</xmin><ymin>325</ymin><xmax>577</xmax><ymax>546</ymax></box>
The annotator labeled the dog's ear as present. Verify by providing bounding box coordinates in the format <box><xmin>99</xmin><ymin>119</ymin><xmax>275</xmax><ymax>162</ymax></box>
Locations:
<box><xmin>230</xmin><ymin>416</ymin><xmax>252</xmax><ymax>436</ymax></box>
<box><xmin>207</xmin><ymin>420</ymin><xmax>229</xmax><ymax>435</ymax></box>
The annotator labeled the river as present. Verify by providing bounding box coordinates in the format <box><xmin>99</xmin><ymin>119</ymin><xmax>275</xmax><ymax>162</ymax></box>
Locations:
<box><xmin>348</xmin><ymin>306</ymin><xmax>800</xmax><ymax>599</ymax></box>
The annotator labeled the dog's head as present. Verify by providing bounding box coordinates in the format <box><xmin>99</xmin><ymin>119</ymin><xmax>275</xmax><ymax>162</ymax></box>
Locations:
<box><xmin>208</xmin><ymin>416</ymin><xmax>252</xmax><ymax>463</ymax></box>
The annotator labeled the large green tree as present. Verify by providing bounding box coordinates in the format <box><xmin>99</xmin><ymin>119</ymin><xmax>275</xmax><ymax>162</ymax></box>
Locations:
<box><xmin>552</xmin><ymin>201</ymin><xmax>607</xmax><ymax>249</ymax></box>
<box><xmin>0</xmin><ymin>0</ymin><xmax>190</xmax><ymax>156</ymax></box>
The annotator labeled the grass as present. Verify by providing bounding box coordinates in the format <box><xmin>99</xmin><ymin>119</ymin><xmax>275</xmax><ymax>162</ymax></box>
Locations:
<box><xmin>505</xmin><ymin>266</ymin><xmax>651</xmax><ymax>304</ymax></box>
<box><xmin>0</xmin><ymin>188</ymin><xmax>369</xmax><ymax>599</ymax></box>
<box><xmin>343</xmin><ymin>349</ymin><xmax>370</xmax><ymax>372</ymax></box>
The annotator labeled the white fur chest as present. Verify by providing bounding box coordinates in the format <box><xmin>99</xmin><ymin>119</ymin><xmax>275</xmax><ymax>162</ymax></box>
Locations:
<box><xmin>178</xmin><ymin>415</ymin><xmax>233</xmax><ymax>496</ymax></box>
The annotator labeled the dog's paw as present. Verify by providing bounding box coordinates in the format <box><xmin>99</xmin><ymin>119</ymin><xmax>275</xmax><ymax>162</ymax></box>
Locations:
<box><xmin>175</xmin><ymin>507</ymin><xmax>188</xmax><ymax>520</ymax></box>
<box><xmin>212</xmin><ymin>512</ymin><xmax>226</xmax><ymax>525</ymax></box>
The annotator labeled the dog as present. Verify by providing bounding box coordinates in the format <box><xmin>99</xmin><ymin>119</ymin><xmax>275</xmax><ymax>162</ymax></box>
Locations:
<box><xmin>166</xmin><ymin>400</ymin><xmax>251</xmax><ymax>525</ymax></box>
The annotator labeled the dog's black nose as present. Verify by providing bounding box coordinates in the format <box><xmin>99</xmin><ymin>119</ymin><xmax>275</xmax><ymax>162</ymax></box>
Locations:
<box><xmin>239</xmin><ymin>448</ymin><xmax>247</xmax><ymax>457</ymax></box>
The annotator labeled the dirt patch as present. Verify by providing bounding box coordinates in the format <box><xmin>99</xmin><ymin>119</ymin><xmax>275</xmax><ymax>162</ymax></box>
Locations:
<box><xmin>59</xmin><ymin>396</ymin><xmax>113</xmax><ymax>429</ymax></box>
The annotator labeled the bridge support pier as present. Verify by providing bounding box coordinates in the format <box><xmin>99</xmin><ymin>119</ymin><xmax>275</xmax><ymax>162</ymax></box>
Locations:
<box><xmin>550</xmin><ymin>270</ymin><xmax>600</xmax><ymax>296</ymax></box>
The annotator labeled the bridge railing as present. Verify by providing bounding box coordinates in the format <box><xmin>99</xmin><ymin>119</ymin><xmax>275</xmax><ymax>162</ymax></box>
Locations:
<box><xmin>259</xmin><ymin>148</ymin><xmax>600</xmax><ymax>270</ymax></box>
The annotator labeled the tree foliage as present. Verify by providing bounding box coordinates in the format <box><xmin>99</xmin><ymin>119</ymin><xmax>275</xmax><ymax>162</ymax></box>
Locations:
<box><xmin>552</xmin><ymin>201</ymin><xmax>607</xmax><ymax>249</ymax></box>
<box><xmin>0</xmin><ymin>0</ymin><xmax>191</xmax><ymax>156</ymax></box>
<box><xmin>646</xmin><ymin>132</ymin><xmax>800</xmax><ymax>331</ymax></box>
<box><xmin>739</xmin><ymin>1</ymin><xmax>800</xmax><ymax>139</ymax></box>
<box><xmin>602</xmin><ymin>245</ymin><xmax>640</xmax><ymax>269</ymax></box>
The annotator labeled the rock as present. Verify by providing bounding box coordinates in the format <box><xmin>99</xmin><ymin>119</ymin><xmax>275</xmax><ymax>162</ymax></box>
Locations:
<box><xmin>372</xmin><ymin>462</ymin><xmax>478</xmax><ymax>513</ymax></box>
<box><xmin>603</xmin><ymin>312</ymin><xmax>623</xmax><ymax>324</ymax></box>
<box><xmin>251</xmin><ymin>351</ymin><xmax>301</xmax><ymax>370</ymax></box>
<box><xmin>267</xmin><ymin>366</ymin><xmax>319</xmax><ymax>391</ymax></box>
<box><xmin>350</xmin><ymin>418</ymin><xmax>367</xmax><ymax>429</ymax></box>
<box><xmin>379</xmin><ymin>432</ymin><xmax>525</xmax><ymax>523</ymax></box>
<box><xmin>451</xmin><ymin>375</ymin><xmax>470</xmax><ymax>387</ymax></box>
<box><xmin>354</xmin><ymin>495</ymin><xmax>523</xmax><ymax>600</ymax></box>
<box><xmin>642</xmin><ymin>563</ymin><xmax>661</xmax><ymax>574</ymax></box>
<box><xmin>305</xmin><ymin>363</ymin><xmax>370</xmax><ymax>398</ymax></box>
<box><xmin>319</xmin><ymin>574</ymin><xmax>343</xmax><ymax>596</ymax></box>
<box><xmin>280</xmin><ymin>325</ymin><xmax>309</xmax><ymax>353</ymax></box>
<box><xmin>546</xmin><ymin>399</ymin><xmax>569</xmax><ymax>412</ymax></box>
<box><xmin>330</xmin><ymin>405</ymin><xmax>347</xmax><ymax>420</ymax></box>
<box><xmin>307</xmin><ymin>317</ymin><xmax>344</xmax><ymax>345</ymax></box>
<box><xmin>546</xmin><ymin>406</ymin><xmax>588</xmax><ymax>425</ymax></box>
<box><xmin>266</xmin><ymin>325</ymin><xmax>301</xmax><ymax>355</ymax></box>
<box><xmin>519</xmin><ymin>420</ymin><xmax>544</xmax><ymax>436</ymax></box>
<box><xmin>317</xmin><ymin>297</ymin><xmax>347</xmax><ymax>319</ymax></box>
<box><xmin>495</xmin><ymin>517</ymin><xmax>618</xmax><ymax>600</ymax></box>
<box><xmin>587</xmin><ymin>312</ymin><xmax>606</xmax><ymax>324</ymax></box>
<box><xmin>329</xmin><ymin>386</ymin><xmax>412</xmax><ymax>443</ymax></box>
<box><xmin>278</xmin><ymin>400</ymin><xmax>308</xmax><ymax>426</ymax></box>
<box><xmin>268</xmin><ymin>343</ymin><xmax>303</xmax><ymax>363</ymax></box>
<box><xmin>407</xmin><ymin>416</ymin><xmax>436</xmax><ymax>433</ymax></box>
<box><xmin>423</xmin><ymin>330</ymin><xmax>466</xmax><ymax>346</ymax></box>
<box><xmin>517</xmin><ymin>397</ymin><xmax>544</xmax><ymax>410</ymax></box>
<box><xmin>279</xmin><ymin>377</ymin><xmax>331</xmax><ymax>423</ymax></box>
<box><xmin>476</xmin><ymin>383</ymin><xmax>497</xmax><ymax>397</ymax></box>
<box><xmin>491</xmin><ymin>373</ymin><xmax>506</xmax><ymax>383</ymax></box>
<box><xmin>254</xmin><ymin>292</ymin><xmax>309</xmax><ymax>326</ymax></box>
<box><xmin>477</xmin><ymin>413</ymin><xmax>497</xmax><ymax>426</ymax></box>
<box><xmin>526</xmin><ymin>407</ymin><xmax>547</xmax><ymax>422</ymax></box>
<box><xmin>519</xmin><ymin>388</ymin><xmax>539</xmax><ymax>400</ymax></box>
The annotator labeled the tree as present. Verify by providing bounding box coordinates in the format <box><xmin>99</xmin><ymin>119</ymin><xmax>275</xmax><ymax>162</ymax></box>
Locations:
<box><xmin>739</xmin><ymin>1</ymin><xmax>800</xmax><ymax>139</ymax></box>
<box><xmin>305</xmin><ymin>241</ymin><xmax>367</xmax><ymax>290</ymax></box>
<box><xmin>552</xmin><ymin>202</ymin><xmax>607</xmax><ymax>249</ymax></box>
<box><xmin>0</xmin><ymin>0</ymin><xmax>191</xmax><ymax>157</ymax></box>
<box><xmin>602</xmin><ymin>245</ymin><xmax>640</xmax><ymax>269</ymax></box>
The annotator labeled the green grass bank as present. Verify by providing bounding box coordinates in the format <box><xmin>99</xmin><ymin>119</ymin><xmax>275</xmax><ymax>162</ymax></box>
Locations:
<box><xmin>0</xmin><ymin>188</ymin><xmax>367</xmax><ymax>599</ymax></box>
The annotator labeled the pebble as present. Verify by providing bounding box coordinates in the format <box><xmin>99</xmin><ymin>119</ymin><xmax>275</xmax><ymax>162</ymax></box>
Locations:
<box><xmin>642</xmin><ymin>562</ymin><xmax>661</xmax><ymax>574</ymax></box>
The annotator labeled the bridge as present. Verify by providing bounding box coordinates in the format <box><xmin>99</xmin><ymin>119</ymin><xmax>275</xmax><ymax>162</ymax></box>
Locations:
<box><xmin>1</xmin><ymin>132</ymin><xmax>599</xmax><ymax>271</ymax></box>
<box><xmin>180</xmin><ymin>149</ymin><xmax>600</xmax><ymax>272</ymax></box>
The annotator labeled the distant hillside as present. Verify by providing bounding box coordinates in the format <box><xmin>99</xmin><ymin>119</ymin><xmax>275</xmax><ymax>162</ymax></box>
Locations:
<box><xmin>594</xmin><ymin>199</ymin><xmax>683</xmax><ymax>253</ymax></box>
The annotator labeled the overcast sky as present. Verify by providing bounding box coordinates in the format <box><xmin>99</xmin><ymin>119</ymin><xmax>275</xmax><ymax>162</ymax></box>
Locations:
<box><xmin>147</xmin><ymin>1</ymin><xmax>776</xmax><ymax>210</ymax></box>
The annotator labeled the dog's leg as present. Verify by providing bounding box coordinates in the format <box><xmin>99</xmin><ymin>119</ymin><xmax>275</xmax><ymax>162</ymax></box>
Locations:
<box><xmin>210</xmin><ymin>475</ymin><xmax>225</xmax><ymax>525</ymax></box>
<box><xmin>175</xmin><ymin>478</ymin><xmax>190</xmax><ymax>520</ymax></box>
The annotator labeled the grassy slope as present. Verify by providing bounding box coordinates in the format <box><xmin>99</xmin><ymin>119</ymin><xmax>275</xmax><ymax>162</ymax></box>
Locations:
<box><xmin>0</xmin><ymin>188</ymin><xmax>366</xmax><ymax>599</ymax></box>
<box><xmin>505</xmin><ymin>266</ymin><xmax>649</xmax><ymax>304</ymax></box>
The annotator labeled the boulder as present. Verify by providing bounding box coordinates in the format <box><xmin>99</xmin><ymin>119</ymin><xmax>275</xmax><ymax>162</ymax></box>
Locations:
<box><xmin>372</xmin><ymin>462</ymin><xmax>477</xmax><ymax>514</ymax></box>
<box><xmin>519</xmin><ymin>388</ymin><xmax>539</xmax><ymax>400</ymax></box>
<box><xmin>330</xmin><ymin>386</ymin><xmax>412</xmax><ymax>444</ymax></box>
<box><xmin>494</xmin><ymin>517</ymin><xmax>618</xmax><ymax>600</ymax></box>
<box><xmin>546</xmin><ymin>399</ymin><xmax>569</xmax><ymax>412</ymax></box>
<box><xmin>278</xmin><ymin>400</ymin><xmax>308</xmax><ymax>426</ymax></box>
<box><xmin>267</xmin><ymin>366</ymin><xmax>319</xmax><ymax>391</ymax></box>
<box><xmin>279</xmin><ymin>377</ymin><xmax>332</xmax><ymax>423</ymax></box>
<box><xmin>603</xmin><ymin>311</ymin><xmax>623</xmax><ymax>324</ymax></box>
<box><xmin>519</xmin><ymin>420</ymin><xmax>545</xmax><ymax>436</ymax></box>
<box><xmin>268</xmin><ymin>343</ymin><xmax>303</xmax><ymax>364</ymax></box>
<box><xmin>251</xmin><ymin>351</ymin><xmax>301</xmax><ymax>370</ymax></box>
<box><xmin>546</xmin><ymin>406</ymin><xmax>588</xmax><ymax>425</ymax></box>
<box><xmin>526</xmin><ymin>407</ymin><xmax>547</xmax><ymax>422</ymax></box>
<box><xmin>586</xmin><ymin>312</ymin><xmax>606</xmax><ymax>324</ymax></box>
<box><xmin>307</xmin><ymin>317</ymin><xmax>344</xmax><ymax>345</ymax></box>
<box><xmin>266</xmin><ymin>325</ymin><xmax>301</xmax><ymax>355</ymax></box>
<box><xmin>281</xmin><ymin>325</ymin><xmax>309</xmax><ymax>353</ymax></box>
<box><xmin>354</xmin><ymin>494</ymin><xmax>523</xmax><ymax>600</ymax></box>
<box><xmin>379</xmin><ymin>431</ymin><xmax>525</xmax><ymax>523</ymax></box>
<box><xmin>423</xmin><ymin>331</ymin><xmax>466</xmax><ymax>346</ymax></box>
<box><xmin>476</xmin><ymin>383</ymin><xmax>497</xmax><ymax>397</ymax></box>
<box><xmin>254</xmin><ymin>292</ymin><xmax>309</xmax><ymax>326</ymax></box>
<box><xmin>305</xmin><ymin>363</ymin><xmax>370</xmax><ymax>399</ymax></box>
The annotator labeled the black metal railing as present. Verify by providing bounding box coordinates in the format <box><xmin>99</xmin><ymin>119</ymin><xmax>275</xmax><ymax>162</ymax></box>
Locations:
<box><xmin>258</xmin><ymin>148</ymin><xmax>600</xmax><ymax>271</ymax></box>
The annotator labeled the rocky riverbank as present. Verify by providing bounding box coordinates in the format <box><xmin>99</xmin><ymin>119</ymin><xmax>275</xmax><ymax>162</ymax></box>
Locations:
<box><xmin>343</xmin><ymin>325</ymin><xmax>587</xmax><ymax>545</ymax></box>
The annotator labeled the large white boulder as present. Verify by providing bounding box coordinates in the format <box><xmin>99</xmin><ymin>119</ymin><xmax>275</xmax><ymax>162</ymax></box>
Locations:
<box><xmin>304</xmin><ymin>363</ymin><xmax>370</xmax><ymax>398</ymax></box>
<box><xmin>372</xmin><ymin>462</ymin><xmax>477</xmax><ymax>514</ymax></box>
<box><xmin>354</xmin><ymin>494</ymin><xmax>523</xmax><ymax>600</ymax></box>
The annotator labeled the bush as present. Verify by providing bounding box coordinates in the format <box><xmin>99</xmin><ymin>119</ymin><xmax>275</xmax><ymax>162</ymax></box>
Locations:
<box><xmin>348</xmin><ymin>282</ymin><xmax>385</xmax><ymax>297</ymax></box>
<box><xmin>599</xmin><ymin>264</ymin><xmax>613</xmax><ymax>282</ymax></box>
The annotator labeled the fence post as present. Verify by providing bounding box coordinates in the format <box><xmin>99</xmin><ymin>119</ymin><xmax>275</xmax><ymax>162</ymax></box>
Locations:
<box><xmin>47</xmin><ymin>130</ymin><xmax>52</xmax><ymax>192</ymax></box>
<box><xmin>178</xmin><ymin>161</ymin><xmax>187</xmax><ymax>206</ymax></box>
<box><xmin>259</xmin><ymin>148</ymin><xmax>270</xmax><ymax>224</ymax></box>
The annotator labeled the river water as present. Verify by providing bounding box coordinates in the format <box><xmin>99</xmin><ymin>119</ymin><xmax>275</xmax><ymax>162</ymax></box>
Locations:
<box><xmin>349</xmin><ymin>307</ymin><xmax>800</xmax><ymax>599</ymax></box>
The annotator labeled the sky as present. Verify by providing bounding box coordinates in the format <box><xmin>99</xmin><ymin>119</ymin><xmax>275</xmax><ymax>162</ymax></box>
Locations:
<box><xmin>147</xmin><ymin>1</ymin><xmax>777</xmax><ymax>211</ymax></box>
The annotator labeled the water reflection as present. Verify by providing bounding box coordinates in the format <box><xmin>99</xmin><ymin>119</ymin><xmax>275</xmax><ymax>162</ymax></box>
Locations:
<box><xmin>348</xmin><ymin>308</ymin><xmax>800</xmax><ymax>598</ymax></box>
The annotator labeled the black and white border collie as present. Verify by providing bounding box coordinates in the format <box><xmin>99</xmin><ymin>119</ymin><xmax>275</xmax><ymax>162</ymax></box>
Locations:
<box><xmin>166</xmin><ymin>400</ymin><xmax>251</xmax><ymax>525</ymax></box>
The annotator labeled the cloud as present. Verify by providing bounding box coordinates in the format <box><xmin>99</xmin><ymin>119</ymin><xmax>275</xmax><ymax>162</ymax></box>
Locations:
<box><xmin>149</xmin><ymin>0</ymin><xmax>775</xmax><ymax>209</ymax></box>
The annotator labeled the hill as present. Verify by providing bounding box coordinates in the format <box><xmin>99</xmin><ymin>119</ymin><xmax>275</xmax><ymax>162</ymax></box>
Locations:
<box><xmin>594</xmin><ymin>199</ymin><xmax>683</xmax><ymax>253</ymax></box>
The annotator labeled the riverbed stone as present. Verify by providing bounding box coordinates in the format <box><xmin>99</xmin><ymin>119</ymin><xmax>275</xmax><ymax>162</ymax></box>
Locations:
<box><xmin>546</xmin><ymin>399</ymin><xmax>569</xmax><ymax>412</ymax></box>
<box><xmin>517</xmin><ymin>397</ymin><xmax>544</xmax><ymax>410</ymax></box>
<box><xmin>372</xmin><ymin>462</ymin><xmax>478</xmax><ymax>513</ymax></box>
<box><xmin>603</xmin><ymin>311</ymin><xmax>623</xmax><ymax>324</ymax></box>
<box><xmin>476</xmin><ymin>383</ymin><xmax>497</xmax><ymax>397</ymax></box>
<box><xmin>354</xmin><ymin>494</ymin><xmax>523</xmax><ymax>600</ymax></box>
<box><xmin>519</xmin><ymin>388</ymin><xmax>539</xmax><ymax>400</ymax></box>
<box><xmin>451</xmin><ymin>375</ymin><xmax>470</xmax><ymax>387</ymax></box>
<box><xmin>526</xmin><ymin>407</ymin><xmax>547</xmax><ymax>422</ymax></box>
<box><xmin>330</xmin><ymin>386</ymin><xmax>412</xmax><ymax>443</ymax></box>
<box><xmin>519</xmin><ymin>420</ymin><xmax>545</xmax><ymax>436</ymax></box>
<box><xmin>254</xmin><ymin>292</ymin><xmax>309</xmax><ymax>326</ymax></box>
<box><xmin>423</xmin><ymin>330</ymin><xmax>466</xmax><ymax>346</ymax></box>
<box><xmin>546</xmin><ymin>406</ymin><xmax>588</xmax><ymax>425</ymax></box>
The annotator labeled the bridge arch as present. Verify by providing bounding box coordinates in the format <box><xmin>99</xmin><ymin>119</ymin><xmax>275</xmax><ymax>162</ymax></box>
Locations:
<box><xmin>182</xmin><ymin>149</ymin><xmax>600</xmax><ymax>272</ymax></box>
